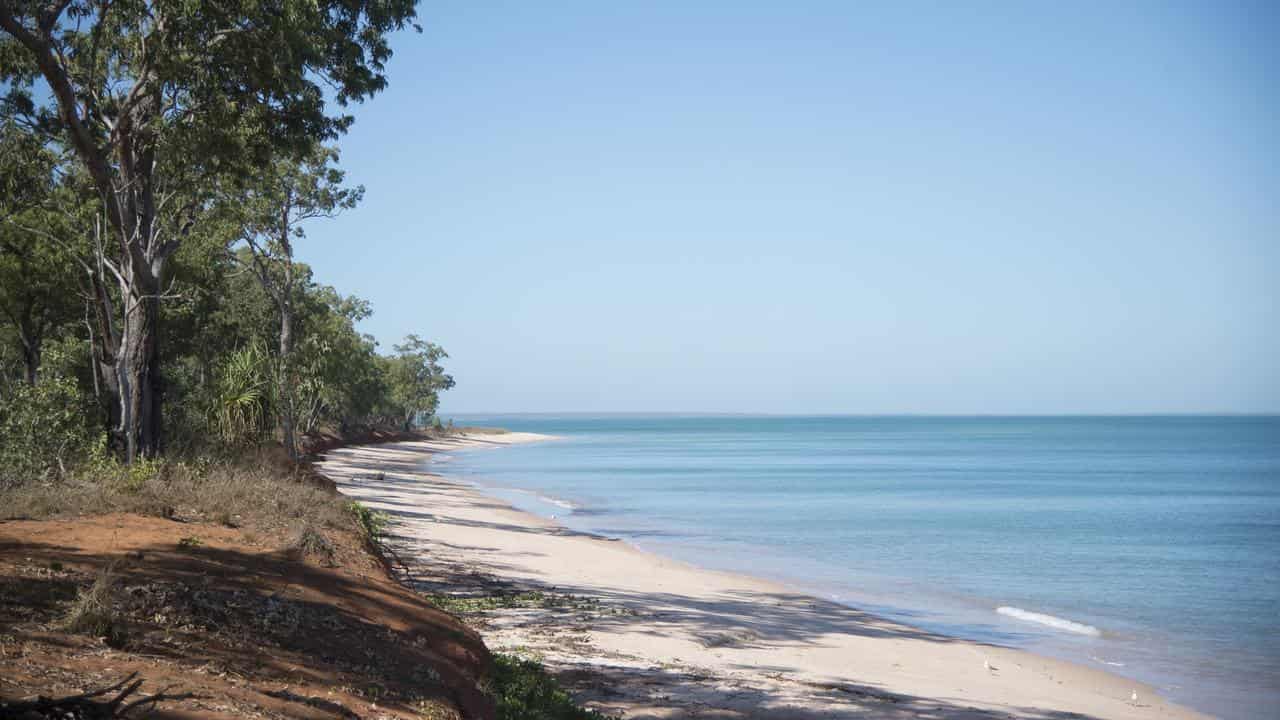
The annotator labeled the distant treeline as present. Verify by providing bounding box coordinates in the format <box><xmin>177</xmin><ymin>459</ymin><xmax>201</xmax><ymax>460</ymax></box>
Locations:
<box><xmin>0</xmin><ymin>0</ymin><xmax>449</xmax><ymax>482</ymax></box>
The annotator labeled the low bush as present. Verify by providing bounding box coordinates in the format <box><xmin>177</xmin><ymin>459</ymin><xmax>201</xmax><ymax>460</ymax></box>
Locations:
<box><xmin>0</xmin><ymin>377</ymin><xmax>100</xmax><ymax>487</ymax></box>
<box><xmin>489</xmin><ymin>653</ymin><xmax>611</xmax><ymax>720</ymax></box>
<box><xmin>347</xmin><ymin>500</ymin><xmax>390</xmax><ymax>541</ymax></box>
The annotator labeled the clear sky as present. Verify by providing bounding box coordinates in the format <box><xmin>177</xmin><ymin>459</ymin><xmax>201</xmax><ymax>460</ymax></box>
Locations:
<box><xmin>300</xmin><ymin>1</ymin><xmax>1279</xmax><ymax>414</ymax></box>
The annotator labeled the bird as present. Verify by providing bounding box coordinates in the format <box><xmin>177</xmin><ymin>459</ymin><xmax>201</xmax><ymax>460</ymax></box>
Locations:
<box><xmin>1130</xmin><ymin>690</ymin><xmax>1139</xmax><ymax>704</ymax></box>
<box><xmin>984</xmin><ymin>657</ymin><xmax>998</xmax><ymax>673</ymax></box>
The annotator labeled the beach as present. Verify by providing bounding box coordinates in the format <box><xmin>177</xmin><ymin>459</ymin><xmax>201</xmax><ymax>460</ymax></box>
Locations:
<box><xmin>315</xmin><ymin>434</ymin><xmax>1212</xmax><ymax>720</ymax></box>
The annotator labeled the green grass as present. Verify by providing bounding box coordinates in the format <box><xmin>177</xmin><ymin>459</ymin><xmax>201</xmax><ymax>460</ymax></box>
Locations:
<box><xmin>490</xmin><ymin>653</ymin><xmax>613</xmax><ymax>720</ymax></box>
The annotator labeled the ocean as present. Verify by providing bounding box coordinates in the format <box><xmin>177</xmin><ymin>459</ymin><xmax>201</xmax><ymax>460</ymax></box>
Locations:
<box><xmin>440</xmin><ymin>415</ymin><xmax>1280</xmax><ymax>719</ymax></box>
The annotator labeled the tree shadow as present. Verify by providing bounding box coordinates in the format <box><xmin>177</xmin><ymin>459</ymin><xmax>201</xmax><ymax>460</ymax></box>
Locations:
<box><xmin>0</xmin><ymin>535</ymin><xmax>495</xmax><ymax>718</ymax></box>
<box><xmin>556</xmin><ymin>655</ymin><xmax>1111</xmax><ymax>719</ymax></box>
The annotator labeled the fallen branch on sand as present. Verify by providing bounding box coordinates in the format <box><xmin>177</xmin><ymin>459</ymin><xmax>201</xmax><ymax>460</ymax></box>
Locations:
<box><xmin>0</xmin><ymin>673</ymin><xmax>196</xmax><ymax>718</ymax></box>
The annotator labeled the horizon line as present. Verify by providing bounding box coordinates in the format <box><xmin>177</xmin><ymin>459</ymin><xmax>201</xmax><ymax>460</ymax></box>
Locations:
<box><xmin>442</xmin><ymin>411</ymin><xmax>1280</xmax><ymax>418</ymax></box>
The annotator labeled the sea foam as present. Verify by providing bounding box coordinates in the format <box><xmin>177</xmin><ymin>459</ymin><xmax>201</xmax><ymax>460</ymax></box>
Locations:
<box><xmin>511</xmin><ymin>487</ymin><xmax>579</xmax><ymax>510</ymax></box>
<box><xmin>996</xmin><ymin>606</ymin><xmax>1101</xmax><ymax>636</ymax></box>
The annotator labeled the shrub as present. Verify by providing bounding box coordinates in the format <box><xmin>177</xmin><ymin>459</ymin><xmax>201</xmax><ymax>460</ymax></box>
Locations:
<box><xmin>490</xmin><ymin>654</ymin><xmax>610</xmax><ymax>720</ymax></box>
<box><xmin>0</xmin><ymin>377</ymin><xmax>99</xmax><ymax>487</ymax></box>
<box><xmin>347</xmin><ymin>501</ymin><xmax>389</xmax><ymax>541</ymax></box>
<box><xmin>213</xmin><ymin>344</ymin><xmax>272</xmax><ymax>446</ymax></box>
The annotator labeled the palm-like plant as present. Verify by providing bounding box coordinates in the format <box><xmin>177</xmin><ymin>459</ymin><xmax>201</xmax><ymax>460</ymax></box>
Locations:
<box><xmin>214</xmin><ymin>344</ymin><xmax>271</xmax><ymax>445</ymax></box>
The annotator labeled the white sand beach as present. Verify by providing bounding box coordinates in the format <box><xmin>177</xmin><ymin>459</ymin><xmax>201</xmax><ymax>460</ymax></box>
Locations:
<box><xmin>315</xmin><ymin>435</ymin><xmax>1211</xmax><ymax>720</ymax></box>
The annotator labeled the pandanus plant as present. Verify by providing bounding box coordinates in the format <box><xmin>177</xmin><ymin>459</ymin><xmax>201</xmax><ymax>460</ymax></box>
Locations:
<box><xmin>214</xmin><ymin>345</ymin><xmax>272</xmax><ymax>445</ymax></box>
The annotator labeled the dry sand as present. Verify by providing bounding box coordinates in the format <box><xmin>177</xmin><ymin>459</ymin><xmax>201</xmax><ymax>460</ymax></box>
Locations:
<box><xmin>316</xmin><ymin>434</ymin><xmax>1212</xmax><ymax>720</ymax></box>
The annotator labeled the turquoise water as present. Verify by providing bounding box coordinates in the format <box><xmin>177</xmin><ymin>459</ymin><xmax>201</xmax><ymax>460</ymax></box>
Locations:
<box><xmin>441</xmin><ymin>415</ymin><xmax>1280</xmax><ymax>719</ymax></box>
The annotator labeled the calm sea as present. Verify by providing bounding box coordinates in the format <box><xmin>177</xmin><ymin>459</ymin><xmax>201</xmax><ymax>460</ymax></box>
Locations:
<box><xmin>440</xmin><ymin>415</ymin><xmax>1280</xmax><ymax>719</ymax></box>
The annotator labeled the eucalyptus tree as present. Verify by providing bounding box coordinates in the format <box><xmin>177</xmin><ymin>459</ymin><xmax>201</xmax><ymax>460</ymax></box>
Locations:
<box><xmin>292</xmin><ymin>285</ymin><xmax>385</xmax><ymax>434</ymax></box>
<box><xmin>0</xmin><ymin>0</ymin><xmax>419</xmax><ymax>461</ymax></box>
<box><xmin>383</xmin><ymin>335</ymin><xmax>453</xmax><ymax>431</ymax></box>
<box><xmin>239</xmin><ymin>148</ymin><xmax>361</xmax><ymax>460</ymax></box>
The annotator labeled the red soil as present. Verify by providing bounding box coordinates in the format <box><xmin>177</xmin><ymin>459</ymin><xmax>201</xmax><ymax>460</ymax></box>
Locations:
<box><xmin>0</xmin><ymin>513</ymin><xmax>495</xmax><ymax>719</ymax></box>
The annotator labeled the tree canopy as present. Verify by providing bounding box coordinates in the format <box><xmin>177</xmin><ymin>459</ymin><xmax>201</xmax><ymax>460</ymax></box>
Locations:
<box><xmin>1</xmin><ymin>0</ymin><xmax>454</xmax><ymax>480</ymax></box>
<box><xmin>0</xmin><ymin>0</ymin><xmax>421</xmax><ymax>460</ymax></box>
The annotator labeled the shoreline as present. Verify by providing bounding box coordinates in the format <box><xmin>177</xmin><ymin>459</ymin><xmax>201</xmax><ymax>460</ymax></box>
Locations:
<box><xmin>316</xmin><ymin>434</ymin><xmax>1212</xmax><ymax>719</ymax></box>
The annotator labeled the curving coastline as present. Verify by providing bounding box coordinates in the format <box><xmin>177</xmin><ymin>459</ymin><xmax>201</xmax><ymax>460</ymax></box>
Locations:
<box><xmin>315</xmin><ymin>435</ymin><xmax>1212</xmax><ymax>720</ymax></box>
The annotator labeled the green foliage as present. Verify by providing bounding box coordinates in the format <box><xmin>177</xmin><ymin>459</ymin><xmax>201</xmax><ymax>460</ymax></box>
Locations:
<box><xmin>2</xmin><ymin>0</ymin><xmax>421</xmax><ymax>461</ymax></box>
<box><xmin>111</xmin><ymin>456</ymin><xmax>164</xmax><ymax>494</ymax></box>
<box><xmin>0</xmin><ymin>376</ymin><xmax>98</xmax><ymax>486</ymax></box>
<box><xmin>214</xmin><ymin>344</ymin><xmax>273</xmax><ymax>445</ymax></box>
<box><xmin>0</xmin><ymin>201</ymin><xmax>82</xmax><ymax>387</ymax></box>
<box><xmin>0</xmin><ymin>0</ymin><xmax>451</xmax><ymax>470</ymax></box>
<box><xmin>347</xmin><ymin>501</ymin><xmax>390</xmax><ymax>541</ymax></box>
<box><xmin>383</xmin><ymin>334</ymin><xmax>455</xmax><ymax>430</ymax></box>
<box><xmin>1</xmin><ymin>0</ymin><xmax>421</xmax><ymax>190</ymax></box>
<box><xmin>237</xmin><ymin>147</ymin><xmax>364</xmax><ymax>263</ymax></box>
<box><xmin>74</xmin><ymin>439</ymin><xmax>156</xmax><ymax>491</ymax></box>
<box><xmin>490</xmin><ymin>654</ymin><xmax>612</xmax><ymax>720</ymax></box>
<box><xmin>293</xmin><ymin>286</ymin><xmax>392</xmax><ymax>432</ymax></box>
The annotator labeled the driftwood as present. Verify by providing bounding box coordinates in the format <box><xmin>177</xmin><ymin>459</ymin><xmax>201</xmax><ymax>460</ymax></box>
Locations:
<box><xmin>0</xmin><ymin>673</ymin><xmax>194</xmax><ymax>719</ymax></box>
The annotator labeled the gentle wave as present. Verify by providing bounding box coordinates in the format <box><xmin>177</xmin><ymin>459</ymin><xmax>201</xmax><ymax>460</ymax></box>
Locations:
<box><xmin>996</xmin><ymin>606</ymin><xmax>1101</xmax><ymax>636</ymax></box>
<box><xmin>511</xmin><ymin>488</ymin><xmax>580</xmax><ymax>511</ymax></box>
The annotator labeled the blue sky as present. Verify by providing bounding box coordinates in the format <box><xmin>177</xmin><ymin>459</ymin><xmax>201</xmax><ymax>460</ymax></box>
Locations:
<box><xmin>301</xmin><ymin>1</ymin><xmax>1279</xmax><ymax>414</ymax></box>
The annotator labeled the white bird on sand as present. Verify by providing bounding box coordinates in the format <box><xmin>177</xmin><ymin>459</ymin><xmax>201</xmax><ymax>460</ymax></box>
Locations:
<box><xmin>984</xmin><ymin>657</ymin><xmax>997</xmax><ymax>673</ymax></box>
<box><xmin>1130</xmin><ymin>690</ymin><xmax>1139</xmax><ymax>704</ymax></box>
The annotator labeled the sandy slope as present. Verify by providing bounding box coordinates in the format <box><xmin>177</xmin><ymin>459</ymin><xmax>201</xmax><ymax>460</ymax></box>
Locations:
<box><xmin>316</xmin><ymin>435</ymin><xmax>1211</xmax><ymax>720</ymax></box>
<box><xmin>0</xmin><ymin>513</ymin><xmax>493</xmax><ymax>719</ymax></box>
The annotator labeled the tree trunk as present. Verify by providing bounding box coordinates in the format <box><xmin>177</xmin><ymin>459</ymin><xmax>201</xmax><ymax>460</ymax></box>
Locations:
<box><xmin>95</xmin><ymin>355</ymin><xmax>121</xmax><ymax>442</ymax></box>
<box><xmin>278</xmin><ymin>297</ymin><xmax>297</xmax><ymax>461</ymax></box>
<box><xmin>20</xmin><ymin>341</ymin><xmax>40</xmax><ymax>385</ymax></box>
<box><xmin>15</xmin><ymin>309</ymin><xmax>41</xmax><ymax>386</ymax></box>
<box><xmin>0</xmin><ymin>7</ymin><xmax>174</xmax><ymax>461</ymax></box>
<box><xmin>86</xmin><ymin>263</ymin><xmax>123</xmax><ymax>448</ymax></box>
<box><xmin>8</xmin><ymin>298</ymin><xmax>44</xmax><ymax>385</ymax></box>
<box><xmin>118</xmin><ymin>280</ymin><xmax>163</xmax><ymax>462</ymax></box>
